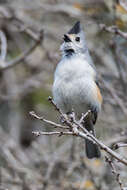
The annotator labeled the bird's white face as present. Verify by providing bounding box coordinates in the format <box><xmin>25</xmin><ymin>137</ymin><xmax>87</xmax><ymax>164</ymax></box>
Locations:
<box><xmin>60</xmin><ymin>32</ymin><xmax>86</xmax><ymax>56</ymax></box>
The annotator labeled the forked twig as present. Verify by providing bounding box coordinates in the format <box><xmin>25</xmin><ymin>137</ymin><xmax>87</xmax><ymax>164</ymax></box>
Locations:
<box><xmin>31</xmin><ymin>96</ymin><xmax>127</xmax><ymax>166</ymax></box>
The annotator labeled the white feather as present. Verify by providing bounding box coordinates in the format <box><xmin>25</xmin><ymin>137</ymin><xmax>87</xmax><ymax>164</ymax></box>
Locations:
<box><xmin>52</xmin><ymin>54</ymin><xmax>101</xmax><ymax>116</ymax></box>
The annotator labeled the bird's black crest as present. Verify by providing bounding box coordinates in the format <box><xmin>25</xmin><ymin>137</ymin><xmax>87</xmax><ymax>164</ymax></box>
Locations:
<box><xmin>68</xmin><ymin>21</ymin><xmax>81</xmax><ymax>34</ymax></box>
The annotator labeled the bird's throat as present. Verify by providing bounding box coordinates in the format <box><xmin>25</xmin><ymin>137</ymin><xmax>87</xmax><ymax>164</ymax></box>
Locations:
<box><xmin>65</xmin><ymin>49</ymin><xmax>75</xmax><ymax>56</ymax></box>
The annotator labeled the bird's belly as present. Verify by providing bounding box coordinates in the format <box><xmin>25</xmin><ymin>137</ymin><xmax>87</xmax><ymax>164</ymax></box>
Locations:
<box><xmin>53</xmin><ymin>78</ymin><xmax>93</xmax><ymax>116</ymax></box>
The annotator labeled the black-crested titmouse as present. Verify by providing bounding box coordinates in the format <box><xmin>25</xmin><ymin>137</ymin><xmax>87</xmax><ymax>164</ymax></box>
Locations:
<box><xmin>52</xmin><ymin>21</ymin><xmax>102</xmax><ymax>159</ymax></box>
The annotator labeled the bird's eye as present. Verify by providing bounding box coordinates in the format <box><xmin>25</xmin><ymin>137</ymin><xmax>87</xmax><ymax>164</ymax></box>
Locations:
<box><xmin>75</xmin><ymin>37</ymin><xmax>80</xmax><ymax>42</ymax></box>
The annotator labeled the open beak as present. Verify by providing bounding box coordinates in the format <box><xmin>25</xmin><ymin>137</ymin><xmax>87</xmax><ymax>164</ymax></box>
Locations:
<box><xmin>63</xmin><ymin>34</ymin><xmax>71</xmax><ymax>42</ymax></box>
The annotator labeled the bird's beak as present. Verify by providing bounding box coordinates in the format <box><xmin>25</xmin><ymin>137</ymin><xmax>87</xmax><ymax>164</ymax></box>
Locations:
<box><xmin>63</xmin><ymin>34</ymin><xmax>71</xmax><ymax>42</ymax></box>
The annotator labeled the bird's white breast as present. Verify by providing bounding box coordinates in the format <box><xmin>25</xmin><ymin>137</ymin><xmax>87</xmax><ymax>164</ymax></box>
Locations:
<box><xmin>55</xmin><ymin>55</ymin><xmax>95</xmax><ymax>81</ymax></box>
<box><xmin>52</xmin><ymin>55</ymin><xmax>99</xmax><ymax>115</ymax></box>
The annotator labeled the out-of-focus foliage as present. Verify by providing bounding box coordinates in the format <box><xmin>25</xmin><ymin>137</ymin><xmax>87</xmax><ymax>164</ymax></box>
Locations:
<box><xmin>0</xmin><ymin>0</ymin><xmax>127</xmax><ymax>189</ymax></box>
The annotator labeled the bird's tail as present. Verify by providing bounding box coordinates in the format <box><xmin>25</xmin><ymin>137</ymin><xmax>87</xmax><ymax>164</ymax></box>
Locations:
<box><xmin>83</xmin><ymin>118</ymin><xmax>101</xmax><ymax>159</ymax></box>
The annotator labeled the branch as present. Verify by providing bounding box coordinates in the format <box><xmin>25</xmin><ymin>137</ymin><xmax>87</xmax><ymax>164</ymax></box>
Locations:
<box><xmin>113</xmin><ymin>143</ymin><xmax>127</xmax><ymax>150</ymax></box>
<box><xmin>79</xmin><ymin>110</ymin><xmax>91</xmax><ymax>123</ymax></box>
<box><xmin>31</xmin><ymin>97</ymin><xmax>127</xmax><ymax>166</ymax></box>
<box><xmin>32</xmin><ymin>131</ymin><xmax>74</xmax><ymax>137</ymax></box>
<box><xmin>39</xmin><ymin>3</ymin><xmax>82</xmax><ymax>17</ymax></box>
<box><xmin>104</xmin><ymin>135</ymin><xmax>127</xmax><ymax>148</ymax></box>
<box><xmin>14</xmin><ymin>17</ymin><xmax>42</xmax><ymax>41</ymax></box>
<box><xmin>100</xmin><ymin>24</ymin><xmax>127</xmax><ymax>40</ymax></box>
<box><xmin>70</xmin><ymin>112</ymin><xmax>127</xmax><ymax>165</ymax></box>
<box><xmin>48</xmin><ymin>96</ymin><xmax>73</xmax><ymax>129</ymax></box>
<box><xmin>0</xmin><ymin>30</ymin><xmax>43</xmax><ymax>71</ymax></box>
<box><xmin>29</xmin><ymin>111</ymin><xmax>69</xmax><ymax>130</ymax></box>
<box><xmin>105</xmin><ymin>156</ymin><xmax>124</xmax><ymax>190</ymax></box>
<box><xmin>77</xmin><ymin>127</ymin><xmax>127</xmax><ymax>165</ymax></box>
<box><xmin>0</xmin><ymin>30</ymin><xmax>7</xmax><ymax>61</ymax></box>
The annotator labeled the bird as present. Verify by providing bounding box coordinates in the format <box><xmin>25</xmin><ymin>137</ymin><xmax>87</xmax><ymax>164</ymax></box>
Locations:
<box><xmin>52</xmin><ymin>21</ymin><xmax>102</xmax><ymax>159</ymax></box>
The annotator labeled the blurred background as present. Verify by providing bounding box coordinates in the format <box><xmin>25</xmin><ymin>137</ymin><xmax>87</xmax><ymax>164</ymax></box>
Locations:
<box><xmin>0</xmin><ymin>0</ymin><xmax>127</xmax><ymax>189</ymax></box>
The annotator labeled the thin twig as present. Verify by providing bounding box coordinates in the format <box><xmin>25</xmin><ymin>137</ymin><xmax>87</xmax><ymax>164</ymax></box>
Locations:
<box><xmin>100</xmin><ymin>24</ymin><xmax>127</xmax><ymax>40</ymax></box>
<box><xmin>79</xmin><ymin>110</ymin><xmax>91</xmax><ymax>124</ymax></box>
<box><xmin>105</xmin><ymin>135</ymin><xmax>127</xmax><ymax>147</ymax></box>
<box><xmin>14</xmin><ymin>17</ymin><xmax>41</xmax><ymax>41</ymax></box>
<box><xmin>39</xmin><ymin>3</ymin><xmax>82</xmax><ymax>17</ymax></box>
<box><xmin>32</xmin><ymin>131</ymin><xmax>74</xmax><ymax>137</ymax></box>
<box><xmin>32</xmin><ymin>97</ymin><xmax>127</xmax><ymax>166</ymax></box>
<box><xmin>48</xmin><ymin>96</ymin><xmax>73</xmax><ymax>129</ymax></box>
<box><xmin>0</xmin><ymin>30</ymin><xmax>7</xmax><ymax>61</ymax></box>
<box><xmin>105</xmin><ymin>156</ymin><xmax>124</xmax><ymax>190</ymax></box>
<box><xmin>29</xmin><ymin>111</ymin><xmax>69</xmax><ymax>129</ymax></box>
<box><xmin>113</xmin><ymin>143</ymin><xmax>127</xmax><ymax>150</ymax></box>
<box><xmin>72</xmin><ymin>117</ymin><xmax>127</xmax><ymax>166</ymax></box>
<box><xmin>48</xmin><ymin>97</ymin><xmax>127</xmax><ymax>166</ymax></box>
<box><xmin>0</xmin><ymin>30</ymin><xmax>43</xmax><ymax>71</ymax></box>
<box><xmin>79</xmin><ymin>130</ymin><xmax>127</xmax><ymax>165</ymax></box>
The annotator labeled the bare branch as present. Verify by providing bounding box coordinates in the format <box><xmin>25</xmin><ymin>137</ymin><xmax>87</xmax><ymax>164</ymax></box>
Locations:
<box><xmin>79</xmin><ymin>110</ymin><xmax>91</xmax><ymax>123</ymax></box>
<box><xmin>105</xmin><ymin>156</ymin><xmax>124</xmax><ymax>190</ymax></box>
<box><xmin>39</xmin><ymin>3</ymin><xmax>82</xmax><ymax>17</ymax></box>
<box><xmin>0</xmin><ymin>30</ymin><xmax>7</xmax><ymax>61</ymax></box>
<box><xmin>100</xmin><ymin>24</ymin><xmax>127</xmax><ymax>40</ymax></box>
<box><xmin>113</xmin><ymin>143</ymin><xmax>127</xmax><ymax>150</ymax></box>
<box><xmin>105</xmin><ymin>135</ymin><xmax>127</xmax><ymax>147</ymax></box>
<box><xmin>48</xmin><ymin>96</ymin><xmax>73</xmax><ymax>129</ymax></box>
<box><xmin>32</xmin><ymin>131</ymin><xmax>74</xmax><ymax>137</ymax></box>
<box><xmin>0</xmin><ymin>30</ymin><xmax>43</xmax><ymax>71</ymax></box>
<box><xmin>14</xmin><ymin>17</ymin><xmax>41</xmax><ymax>41</ymax></box>
<box><xmin>32</xmin><ymin>97</ymin><xmax>127</xmax><ymax>166</ymax></box>
<box><xmin>77</xmin><ymin>128</ymin><xmax>127</xmax><ymax>166</ymax></box>
<box><xmin>29</xmin><ymin>111</ymin><xmax>70</xmax><ymax>130</ymax></box>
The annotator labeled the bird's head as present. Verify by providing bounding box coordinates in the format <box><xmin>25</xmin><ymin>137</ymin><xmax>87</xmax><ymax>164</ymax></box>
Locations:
<box><xmin>60</xmin><ymin>21</ymin><xmax>87</xmax><ymax>56</ymax></box>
